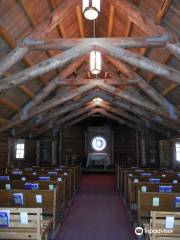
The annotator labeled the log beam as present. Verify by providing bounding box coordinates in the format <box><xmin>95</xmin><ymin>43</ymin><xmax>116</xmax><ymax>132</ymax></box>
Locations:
<box><xmin>22</xmin><ymin>36</ymin><xmax>169</xmax><ymax>50</ymax></box>
<box><xmin>98</xmin><ymin>108</ymin><xmax>142</xmax><ymax>131</ymax></box>
<box><xmin>100</xmin><ymin>43</ymin><xmax>180</xmax><ymax>85</ymax></box>
<box><xmin>0</xmin><ymin>0</ymin><xmax>74</xmax><ymax>76</ymax></box>
<box><xmin>17</xmin><ymin>91</ymin><xmax>98</xmax><ymax>134</ymax></box>
<box><xmin>65</xmin><ymin>109</ymin><xmax>99</xmax><ymax>128</ymax></box>
<box><xmin>20</xmin><ymin>0</ymin><xmax>59</xmax><ymax>75</ymax></box>
<box><xmin>105</xmin><ymin>57</ymin><xmax>180</xmax><ymax>118</ymax></box>
<box><xmin>92</xmin><ymin>91</ymin><xmax>180</xmax><ymax>130</ymax></box>
<box><xmin>0</xmin><ymin>45</ymin><xmax>90</xmax><ymax>93</ymax></box>
<box><xmin>97</xmin><ymin>81</ymin><xmax>180</xmax><ymax>126</ymax></box>
<box><xmin>33</xmin><ymin>103</ymin><xmax>98</xmax><ymax>137</ymax></box>
<box><xmin>0</xmin><ymin>81</ymin><xmax>99</xmax><ymax>132</ymax></box>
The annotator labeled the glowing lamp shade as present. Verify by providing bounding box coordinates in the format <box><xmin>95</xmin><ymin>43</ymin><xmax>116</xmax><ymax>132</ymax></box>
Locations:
<box><xmin>83</xmin><ymin>0</ymin><xmax>100</xmax><ymax>20</ymax></box>
<box><xmin>90</xmin><ymin>50</ymin><xmax>101</xmax><ymax>75</ymax></box>
<box><xmin>93</xmin><ymin>98</ymin><xmax>102</xmax><ymax>104</ymax></box>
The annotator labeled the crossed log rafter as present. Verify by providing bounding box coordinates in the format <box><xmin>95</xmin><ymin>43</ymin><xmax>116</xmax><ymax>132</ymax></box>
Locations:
<box><xmin>0</xmin><ymin>0</ymin><xmax>179</xmax><ymax>135</ymax></box>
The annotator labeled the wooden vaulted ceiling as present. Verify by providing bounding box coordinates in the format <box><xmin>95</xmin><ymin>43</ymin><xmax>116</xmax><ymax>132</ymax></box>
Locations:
<box><xmin>0</xmin><ymin>0</ymin><xmax>180</xmax><ymax>138</ymax></box>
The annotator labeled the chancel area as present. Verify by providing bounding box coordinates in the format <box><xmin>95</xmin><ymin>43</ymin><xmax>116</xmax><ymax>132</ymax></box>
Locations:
<box><xmin>0</xmin><ymin>0</ymin><xmax>180</xmax><ymax>239</ymax></box>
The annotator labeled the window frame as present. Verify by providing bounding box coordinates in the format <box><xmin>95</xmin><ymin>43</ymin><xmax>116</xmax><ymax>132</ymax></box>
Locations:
<box><xmin>175</xmin><ymin>142</ymin><xmax>180</xmax><ymax>162</ymax></box>
<box><xmin>15</xmin><ymin>140</ymin><xmax>25</xmax><ymax>160</ymax></box>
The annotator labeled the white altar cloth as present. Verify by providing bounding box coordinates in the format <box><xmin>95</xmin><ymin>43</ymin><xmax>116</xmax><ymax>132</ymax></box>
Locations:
<box><xmin>86</xmin><ymin>153</ymin><xmax>110</xmax><ymax>169</ymax></box>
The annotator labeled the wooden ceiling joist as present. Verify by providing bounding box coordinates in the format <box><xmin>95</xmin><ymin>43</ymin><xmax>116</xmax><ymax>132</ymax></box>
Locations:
<box><xmin>155</xmin><ymin>0</ymin><xmax>173</xmax><ymax>24</ymax></box>
<box><xmin>76</xmin><ymin>5</ymin><xmax>85</xmax><ymax>38</ymax></box>
<box><xmin>0</xmin><ymin>0</ymin><xmax>74</xmax><ymax>76</ymax></box>
<box><xmin>162</xmin><ymin>83</ymin><xmax>177</xmax><ymax>96</ymax></box>
<box><xmin>0</xmin><ymin>98</ymin><xmax>20</xmax><ymax>112</ymax></box>
<box><xmin>0</xmin><ymin>21</ymin><xmax>37</xmax><ymax>97</ymax></box>
<box><xmin>19</xmin><ymin>0</ymin><xmax>61</xmax><ymax>75</ymax></box>
<box><xmin>49</xmin><ymin>0</ymin><xmax>67</xmax><ymax>37</ymax></box>
<box><xmin>124</xmin><ymin>19</ymin><xmax>133</xmax><ymax>37</ymax></box>
<box><xmin>107</xmin><ymin>5</ymin><xmax>115</xmax><ymax>37</ymax></box>
<box><xmin>106</xmin><ymin>0</ymin><xmax>179</xmax><ymax>59</ymax></box>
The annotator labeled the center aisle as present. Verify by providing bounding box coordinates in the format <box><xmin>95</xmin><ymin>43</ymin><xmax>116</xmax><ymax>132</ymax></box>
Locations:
<box><xmin>56</xmin><ymin>174</ymin><xmax>137</xmax><ymax>240</ymax></box>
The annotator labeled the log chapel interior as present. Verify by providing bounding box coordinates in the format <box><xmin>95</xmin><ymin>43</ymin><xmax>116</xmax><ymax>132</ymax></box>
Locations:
<box><xmin>0</xmin><ymin>0</ymin><xmax>180</xmax><ymax>239</ymax></box>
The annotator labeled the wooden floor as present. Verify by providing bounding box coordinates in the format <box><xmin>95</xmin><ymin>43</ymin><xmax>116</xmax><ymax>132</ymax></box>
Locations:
<box><xmin>55</xmin><ymin>174</ymin><xmax>137</xmax><ymax>240</ymax></box>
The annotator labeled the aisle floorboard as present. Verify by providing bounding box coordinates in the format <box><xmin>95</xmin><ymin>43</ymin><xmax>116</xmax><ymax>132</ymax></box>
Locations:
<box><xmin>56</xmin><ymin>175</ymin><xmax>137</xmax><ymax>240</ymax></box>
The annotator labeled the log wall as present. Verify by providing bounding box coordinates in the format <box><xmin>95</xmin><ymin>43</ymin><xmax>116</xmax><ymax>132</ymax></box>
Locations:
<box><xmin>0</xmin><ymin>133</ymin><xmax>8</xmax><ymax>168</ymax></box>
<box><xmin>61</xmin><ymin>126</ymin><xmax>85</xmax><ymax>165</ymax></box>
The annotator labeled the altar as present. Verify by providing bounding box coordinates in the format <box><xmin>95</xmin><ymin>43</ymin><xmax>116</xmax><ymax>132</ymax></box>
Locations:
<box><xmin>86</xmin><ymin>153</ymin><xmax>110</xmax><ymax>169</ymax></box>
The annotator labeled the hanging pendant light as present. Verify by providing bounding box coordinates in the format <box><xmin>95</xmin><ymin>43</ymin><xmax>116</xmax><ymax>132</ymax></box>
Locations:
<box><xmin>90</xmin><ymin>50</ymin><xmax>101</xmax><ymax>75</ymax></box>
<box><xmin>82</xmin><ymin>0</ymin><xmax>100</xmax><ymax>20</ymax></box>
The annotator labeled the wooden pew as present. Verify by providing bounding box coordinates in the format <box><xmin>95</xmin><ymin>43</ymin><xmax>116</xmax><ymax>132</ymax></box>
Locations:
<box><xmin>147</xmin><ymin>211</ymin><xmax>180</xmax><ymax>240</ymax></box>
<box><xmin>1</xmin><ymin>173</ymin><xmax>71</xmax><ymax>205</ymax></box>
<box><xmin>128</xmin><ymin>179</ymin><xmax>180</xmax><ymax>209</ymax></box>
<box><xmin>0</xmin><ymin>207</ymin><xmax>51</xmax><ymax>240</ymax></box>
<box><xmin>137</xmin><ymin>191</ymin><xmax>180</xmax><ymax>225</ymax></box>
<box><xmin>125</xmin><ymin>173</ymin><xmax>179</xmax><ymax>201</ymax></box>
<box><xmin>0</xmin><ymin>186</ymin><xmax>61</xmax><ymax>233</ymax></box>
<box><xmin>0</xmin><ymin>180</ymin><xmax>66</xmax><ymax>216</ymax></box>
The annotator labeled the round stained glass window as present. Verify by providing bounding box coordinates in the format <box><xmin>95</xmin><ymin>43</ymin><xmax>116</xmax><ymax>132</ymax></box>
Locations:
<box><xmin>91</xmin><ymin>136</ymin><xmax>106</xmax><ymax>151</ymax></box>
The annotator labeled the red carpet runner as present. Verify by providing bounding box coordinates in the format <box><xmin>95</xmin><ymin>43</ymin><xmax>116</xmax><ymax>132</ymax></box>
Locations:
<box><xmin>56</xmin><ymin>175</ymin><xmax>137</xmax><ymax>240</ymax></box>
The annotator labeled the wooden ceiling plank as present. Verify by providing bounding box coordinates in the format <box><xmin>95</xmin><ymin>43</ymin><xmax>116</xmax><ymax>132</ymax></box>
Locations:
<box><xmin>76</xmin><ymin>5</ymin><xmax>85</xmax><ymax>38</ymax></box>
<box><xmin>0</xmin><ymin>21</ymin><xmax>36</xmax><ymax>97</ymax></box>
<box><xmin>49</xmin><ymin>0</ymin><xmax>67</xmax><ymax>37</ymax></box>
<box><xmin>18</xmin><ymin>85</ymin><xmax>34</xmax><ymax>98</ymax></box>
<box><xmin>20</xmin><ymin>0</ymin><xmax>60</xmax><ymax>75</ymax></box>
<box><xmin>105</xmin><ymin>0</ymin><xmax>179</xmax><ymax>59</ymax></box>
<box><xmin>155</xmin><ymin>0</ymin><xmax>173</xmax><ymax>24</ymax></box>
<box><xmin>0</xmin><ymin>20</ymin><xmax>48</xmax><ymax>86</ymax></box>
<box><xmin>108</xmin><ymin>5</ymin><xmax>115</xmax><ymax>37</ymax></box>
<box><xmin>0</xmin><ymin>0</ymin><xmax>74</xmax><ymax>76</ymax></box>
